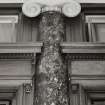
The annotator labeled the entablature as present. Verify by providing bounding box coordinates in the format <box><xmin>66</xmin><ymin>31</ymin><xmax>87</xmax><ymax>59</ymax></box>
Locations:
<box><xmin>0</xmin><ymin>42</ymin><xmax>105</xmax><ymax>55</ymax></box>
<box><xmin>0</xmin><ymin>42</ymin><xmax>42</xmax><ymax>59</ymax></box>
<box><xmin>0</xmin><ymin>42</ymin><xmax>105</xmax><ymax>60</ymax></box>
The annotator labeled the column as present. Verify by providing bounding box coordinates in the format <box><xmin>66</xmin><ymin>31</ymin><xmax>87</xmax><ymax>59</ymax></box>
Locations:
<box><xmin>35</xmin><ymin>11</ymin><xmax>69</xmax><ymax>105</ymax></box>
<box><xmin>22</xmin><ymin>1</ymin><xmax>81</xmax><ymax>105</ymax></box>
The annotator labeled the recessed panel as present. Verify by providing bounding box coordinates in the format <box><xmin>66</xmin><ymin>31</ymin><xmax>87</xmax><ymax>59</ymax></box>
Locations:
<box><xmin>72</xmin><ymin>61</ymin><xmax>105</xmax><ymax>75</ymax></box>
<box><xmin>0</xmin><ymin>60</ymin><xmax>32</xmax><ymax>76</ymax></box>
<box><xmin>85</xmin><ymin>15</ymin><xmax>105</xmax><ymax>42</ymax></box>
<box><xmin>0</xmin><ymin>15</ymin><xmax>18</xmax><ymax>43</ymax></box>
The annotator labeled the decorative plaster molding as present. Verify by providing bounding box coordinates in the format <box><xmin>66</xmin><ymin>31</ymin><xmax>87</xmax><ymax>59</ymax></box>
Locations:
<box><xmin>23</xmin><ymin>0</ymin><xmax>79</xmax><ymax>6</ymax></box>
<box><xmin>0</xmin><ymin>15</ymin><xmax>18</xmax><ymax>23</ymax></box>
<box><xmin>1</xmin><ymin>0</ymin><xmax>105</xmax><ymax>4</ymax></box>
<box><xmin>41</xmin><ymin>6</ymin><xmax>62</xmax><ymax>13</ymax></box>
<box><xmin>0</xmin><ymin>43</ymin><xmax>42</xmax><ymax>54</ymax></box>
<box><xmin>86</xmin><ymin>15</ymin><xmax>105</xmax><ymax>23</ymax></box>
<box><xmin>22</xmin><ymin>0</ymin><xmax>81</xmax><ymax>17</ymax></box>
<box><xmin>24</xmin><ymin>83</ymin><xmax>32</xmax><ymax>93</ymax></box>
<box><xmin>61</xmin><ymin>42</ymin><xmax>105</xmax><ymax>54</ymax></box>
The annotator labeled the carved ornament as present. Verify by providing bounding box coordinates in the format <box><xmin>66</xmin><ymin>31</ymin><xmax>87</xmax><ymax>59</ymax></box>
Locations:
<box><xmin>22</xmin><ymin>0</ymin><xmax>81</xmax><ymax>17</ymax></box>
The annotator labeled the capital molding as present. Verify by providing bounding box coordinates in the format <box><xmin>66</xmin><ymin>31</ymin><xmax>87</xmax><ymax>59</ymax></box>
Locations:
<box><xmin>22</xmin><ymin>0</ymin><xmax>81</xmax><ymax>17</ymax></box>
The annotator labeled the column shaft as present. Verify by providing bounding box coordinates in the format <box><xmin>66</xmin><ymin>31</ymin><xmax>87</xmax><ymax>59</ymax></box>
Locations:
<box><xmin>35</xmin><ymin>12</ymin><xmax>69</xmax><ymax>105</ymax></box>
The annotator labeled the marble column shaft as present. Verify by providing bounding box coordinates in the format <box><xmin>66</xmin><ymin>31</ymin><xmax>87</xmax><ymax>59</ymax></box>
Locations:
<box><xmin>35</xmin><ymin>12</ymin><xmax>69</xmax><ymax>105</ymax></box>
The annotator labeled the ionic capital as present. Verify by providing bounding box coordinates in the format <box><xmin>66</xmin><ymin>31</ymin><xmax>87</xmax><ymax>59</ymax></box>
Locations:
<box><xmin>22</xmin><ymin>0</ymin><xmax>81</xmax><ymax>17</ymax></box>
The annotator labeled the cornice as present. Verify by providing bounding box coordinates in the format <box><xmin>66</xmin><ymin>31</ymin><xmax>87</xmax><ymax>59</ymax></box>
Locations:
<box><xmin>71</xmin><ymin>75</ymin><xmax>105</xmax><ymax>80</ymax></box>
<box><xmin>1</xmin><ymin>42</ymin><xmax>105</xmax><ymax>54</ymax></box>
<box><xmin>0</xmin><ymin>0</ymin><xmax>105</xmax><ymax>4</ymax></box>
<box><xmin>61</xmin><ymin>42</ymin><xmax>105</xmax><ymax>53</ymax></box>
<box><xmin>0</xmin><ymin>42</ymin><xmax>105</xmax><ymax>59</ymax></box>
<box><xmin>0</xmin><ymin>42</ymin><xmax>42</xmax><ymax>59</ymax></box>
<box><xmin>0</xmin><ymin>42</ymin><xmax>42</xmax><ymax>54</ymax></box>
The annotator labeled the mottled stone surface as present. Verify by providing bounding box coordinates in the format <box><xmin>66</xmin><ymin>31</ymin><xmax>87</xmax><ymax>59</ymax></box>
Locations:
<box><xmin>35</xmin><ymin>12</ymin><xmax>69</xmax><ymax>105</ymax></box>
